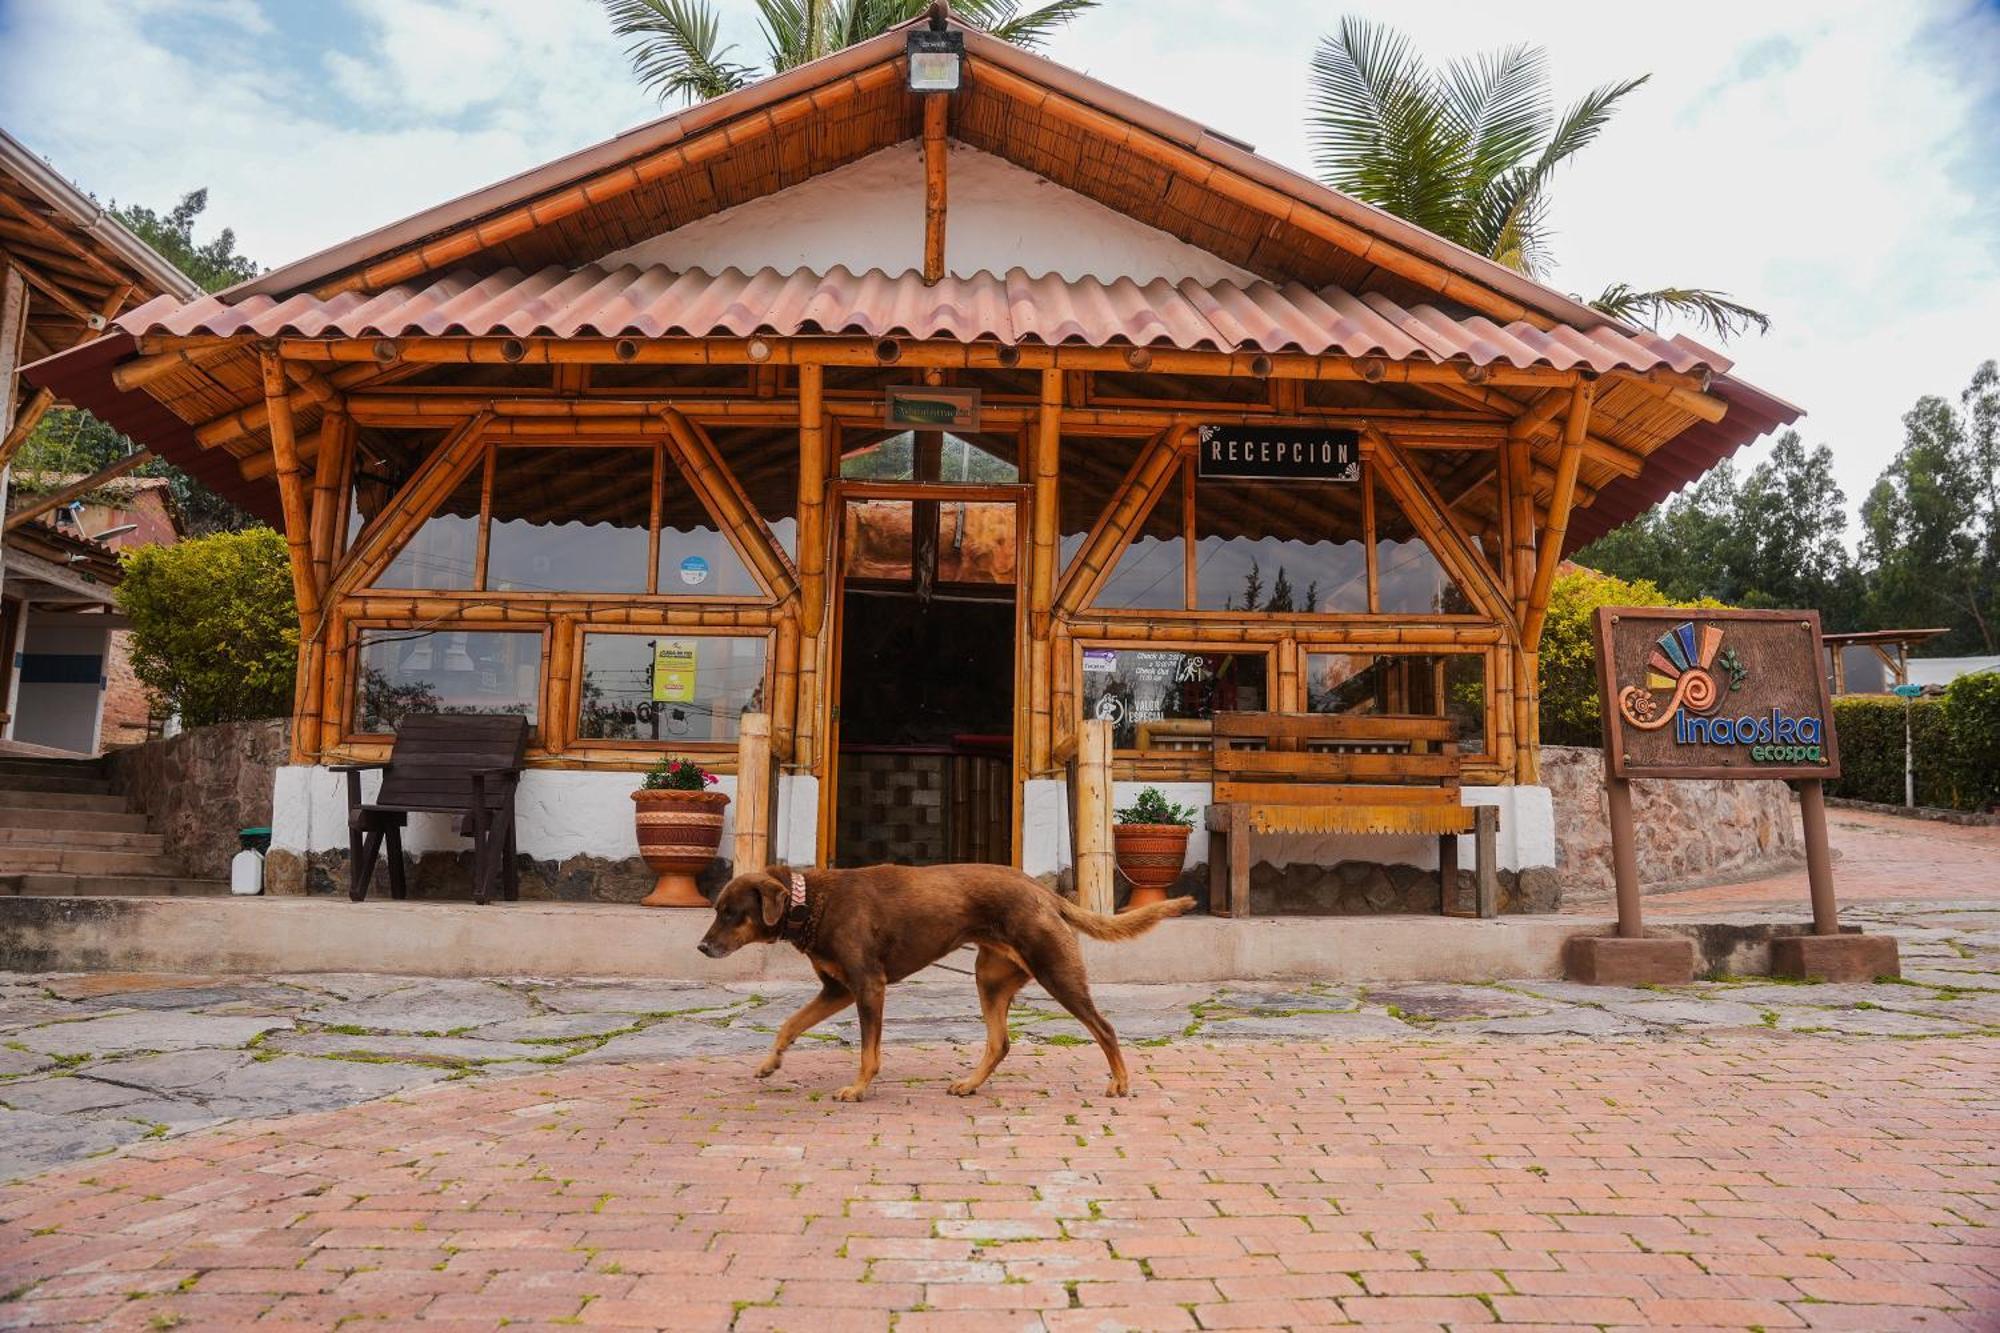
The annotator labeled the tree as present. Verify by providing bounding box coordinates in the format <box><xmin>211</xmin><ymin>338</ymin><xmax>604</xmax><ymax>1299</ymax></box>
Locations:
<box><xmin>603</xmin><ymin>0</ymin><xmax>1097</xmax><ymax>105</ymax></box>
<box><xmin>116</xmin><ymin>528</ymin><xmax>298</xmax><ymax>727</ymax></box>
<box><xmin>111</xmin><ymin>189</ymin><xmax>259</xmax><ymax>293</ymax></box>
<box><xmin>1860</xmin><ymin>368</ymin><xmax>1997</xmax><ymax>653</ymax></box>
<box><xmin>1306</xmin><ymin>19</ymin><xmax>1767</xmax><ymax>341</ymax></box>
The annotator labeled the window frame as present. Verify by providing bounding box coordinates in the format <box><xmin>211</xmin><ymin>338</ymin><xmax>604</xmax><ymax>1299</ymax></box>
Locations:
<box><xmin>342</xmin><ymin>619</ymin><xmax>550</xmax><ymax>744</ymax></box>
<box><xmin>562</xmin><ymin>625</ymin><xmax>778</xmax><ymax>756</ymax></box>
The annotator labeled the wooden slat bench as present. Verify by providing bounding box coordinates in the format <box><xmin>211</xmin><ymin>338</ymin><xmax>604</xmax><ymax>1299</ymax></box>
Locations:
<box><xmin>334</xmin><ymin>713</ymin><xmax>528</xmax><ymax>906</ymax></box>
<box><xmin>1204</xmin><ymin>712</ymin><xmax>1498</xmax><ymax>919</ymax></box>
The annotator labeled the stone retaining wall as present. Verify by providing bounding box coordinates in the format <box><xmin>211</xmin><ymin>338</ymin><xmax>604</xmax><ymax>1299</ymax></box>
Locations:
<box><xmin>108</xmin><ymin>717</ymin><xmax>291</xmax><ymax>879</ymax></box>
<box><xmin>1542</xmin><ymin>743</ymin><xmax>1803</xmax><ymax>902</ymax></box>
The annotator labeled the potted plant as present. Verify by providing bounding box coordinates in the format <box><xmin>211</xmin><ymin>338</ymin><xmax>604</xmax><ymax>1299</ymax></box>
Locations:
<box><xmin>1112</xmin><ymin>787</ymin><xmax>1195</xmax><ymax>912</ymax></box>
<box><xmin>632</xmin><ymin>756</ymin><xmax>730</xmax><ymax>908</ymax></box>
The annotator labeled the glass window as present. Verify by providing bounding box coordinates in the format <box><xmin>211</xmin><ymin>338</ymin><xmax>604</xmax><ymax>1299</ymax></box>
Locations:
<box><xmin>1374</xmin><ymin>474</ymin><xmax>1471</xmax><ymax>614</ymax></box>
<box><xmin>716</xmin><ymin>428</ymin><xmax>799</xmax><ymax>563</ymax></box>
<box><xmin>1306</xmin><ymin>652</ymin><xmax>1486</xmax><ymax>752</ymax></box>
<box><xmin>1092</xmin><ymin>465</ymin><xmax>1185</xmax><ymax>611</ymax></box>
<box><xmin>1081</xmin><ymin>648</ymin><xmax>1267</xmax><ymax>750</ymax></box>
<box><xmin>657</xmin><ymin>472</ymin><xmax>762</xmax><ymax>597</ymax></box>
<box><xmin>375</xmin><ymin>455</ymin><xmax>484</xmax><ymax>590</ymax></box>
<box><xmin>1059</xmin><ymin>436</ymin><xmax>1140</xmax><ymax>583</ymax></box>
<box><xmin>355</xmin><ymin>629</ymin><xmax>541</xmax><ymax>732</ymax></box>
<box><xmin>1194</xmin><ymin>475</ymin><xmax>1367</xmax><ymax>612</ymax></box>
<box><xmin>486</xmin><ymin>447</ymin><xmax>652</xmax><ymax>594</ymax></box>
<box><xmin>841</xmin><ymin>432</ymin><xmax>1017</xmax><ymax>482</ymax></box>
<box><xmin>576</xmin><ymin>633</ymin><xmax>768</xmax><ymax>744</ymax></box>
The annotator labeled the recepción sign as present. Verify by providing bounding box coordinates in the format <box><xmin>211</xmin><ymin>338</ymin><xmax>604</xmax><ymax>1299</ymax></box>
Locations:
<box><xmin>1594</xmin><ymin>606</ymin><xmax>1840</xmax><ymax>781</ymax></box>
<box><xmin>1196</xmin><ymin>424</ymin><xmax>1360</xmax><ymax>482</ymax></box>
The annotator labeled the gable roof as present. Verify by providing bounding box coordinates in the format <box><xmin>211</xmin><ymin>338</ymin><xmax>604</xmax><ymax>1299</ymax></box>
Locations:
<box><xmin>21</xmin><ymin>7</ymin><xmax>1798</xmax><ymax>549</ymax></box>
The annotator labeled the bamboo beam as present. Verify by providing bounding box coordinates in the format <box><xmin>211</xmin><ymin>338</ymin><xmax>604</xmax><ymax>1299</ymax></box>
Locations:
<box><xmin>308</xmin><ymin>404</ymin><xmax>352</xmax><ymax>596</ymax></box>
<box><xmin>1522</xmin><ymin>380</ymin><xmax>1595</xmax><ymax>647</ymax></box>
<box><xmin>733</xmin><ymin>712</ymin><xmax>774</xmax><ymax>873</ymax></box>
<box><xmin>14</xmin><ymin>263</ymin><xmax>98</xmax><ymax>326</ymax></box>
<box><xmin>3</xmin><ymin>449</ymin><xmax>152</xmax><ymax>530</ymax></box>
<box><xmin>272</xmin><ymin>333</ymin><xmax>1583</xmax><ymax>387</ymax></box>
<box><xmin>326</xmin><ymin>412</ymin><xmax>491</xmax><ymax>603</ymax></box>
<box><xmin>922</xmin><ymin>93</ymin><xmax>948</xmax><ymax>284</ymax></box>
<box><xmin>1074</xmin><ymin>718</ymin><xmax>1115</xmax><ymax>914</ymax></box>
<box><xmin>318</xmin><ymin>63</ymin><xmax>906</xmax><ymax>297</ymax></box>
<box><xmin>0</xmin><ymin>386</ymin><xmax>54</xmax><ymax>470</ymax></box>
<box><xmin>260</xmin><ymin>348</ymin><xmax>319</xmax><ymax>620</ymax></box>
<box><xmin>796</xmin><ymin>365</ymin><xmax>828</xmax><ymax>635</ymax></box>
<box><xmin>196</xmin><ymin>360</ymin><xmax>387</xmax><ymax>451</ymax></box>
<box><xmin>1423</xmin><ymin>378</ymin><xmax>1643</xmax><ymax>478</ymax></box>
<box><xmin>0</xmin><ymin>189</ymin><xmax>138</xmax><ymax>292</ymax></box>
<box><xmin>112</xmin><ymin>341</ymin><xmax>237</xmax><ymax>393</ymax></box>
<box><xmin>1363</xmin><ymin>430</ymin><xmax>1518</xmax><ymax>644</ymax></box>
<box><xmin>1607</xmin><ymin>368</ymin><xmax>1727</xmax><ymax>423</ymax></box>
<box><xmin>1053</xmin><ymin>426</ymin><xmax>1186</xmax><ymax>616</ymax></box>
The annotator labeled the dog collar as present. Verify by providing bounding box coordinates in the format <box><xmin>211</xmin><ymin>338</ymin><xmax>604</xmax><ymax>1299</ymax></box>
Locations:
<box><xmin>781</xmin><ymin>870</ymin><xmax>814</xmax><ymax>949</ymax></box>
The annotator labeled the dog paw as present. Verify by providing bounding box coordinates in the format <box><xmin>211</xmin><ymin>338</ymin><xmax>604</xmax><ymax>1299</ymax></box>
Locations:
<box><xmin>1104</xmin><ymin>1079</ymin><xmax>1130</xmax><ymax>1097</ymax></box>
<box><xmin>831</xmin><ymin>1084</ymin><xmax>868</xmax><ymax>1102</ymax></box>
<box><xmin>947</xmin><ymin>1079</ymin><xmax>980</xmax><ymax>1097</ymax></box>
<box><xmin>754</xmin><ymin>1059</ymin><xmax>780</xmax><ymax>1079</ymax></box>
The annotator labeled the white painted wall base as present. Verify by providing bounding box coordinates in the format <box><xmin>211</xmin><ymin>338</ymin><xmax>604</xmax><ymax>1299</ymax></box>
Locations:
<box><xmin>1021</xmin><ymin>779</ymin><xmax>1557</xmax><ymax>878</ymax></box>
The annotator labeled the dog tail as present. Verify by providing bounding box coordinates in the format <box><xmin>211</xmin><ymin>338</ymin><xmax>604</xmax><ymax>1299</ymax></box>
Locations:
<box><xmin>1054</xmin><ymin>893</ymin><xmax>1196</xmax><ymax>942</ymax></box>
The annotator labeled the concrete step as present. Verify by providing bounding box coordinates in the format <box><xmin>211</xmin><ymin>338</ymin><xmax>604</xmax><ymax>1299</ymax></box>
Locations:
<box><xmin>0</xmin><ymin>804</ymin><xmax>148</xmax><ymax>832</ymax></box>
<box><xmin>0</xmin><ymin>846</ymin><xmax>183</xmax><ymax>876</ymax></box>
<box><xmin>0</xmin><ymin>873</ymin><xmax>230</xmax><ymax>898</ymax></box>
<box><xmin>0</xmin><ymin>791</ymin><xmax>132</xmax><ymax>815</ymax></box>
<box><xmin>0</xmin><ymin>826</ymin><xmax>165</xmax><ymax>853</ymax></box>
<box><xmin>0</xmin><ymin>758</ymin><xmax>107</xmax><ymax>781</ymax></box>
<box><xmin>0</xmin><ymin>775</ymin><xmax>117</xmax><ymax>797</ymax></box>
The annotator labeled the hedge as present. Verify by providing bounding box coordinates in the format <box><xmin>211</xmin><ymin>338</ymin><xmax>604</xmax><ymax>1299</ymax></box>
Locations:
<box><xmin>1538</xmin><ymin>568</ymin><xmax>1724</xmax><ymax>747</ymax></box>
<box><xmin>1827</xmin><ymin>672</ymin><xmax>2000</xmax><ymax>812</ymax></box>
<box><xmin>117</xmin><ymin>527</ymin><xmax>297</xmax><ymax>728</ymax></box>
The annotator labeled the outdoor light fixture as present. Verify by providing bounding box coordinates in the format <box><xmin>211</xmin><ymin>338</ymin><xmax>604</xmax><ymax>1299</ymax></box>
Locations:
<box><xmin>907</xmin><ymin>26</ymin><xmax>963</xmax><ymax>92</ymax></box>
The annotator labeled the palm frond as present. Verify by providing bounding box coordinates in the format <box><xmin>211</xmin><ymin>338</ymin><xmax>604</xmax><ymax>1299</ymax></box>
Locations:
<box><xmin>1590</xmin><ymin>283</ymin><xmax>1772</xmax><ymax>341</ymax></box>
<box><xmin>1530</xmin><ymin>75</ymin><xmax>1650</xmax><ymax>187</ymax></box>
<box><xmin>978</xmin><ymin>0</ymin><xmax>1098</xmax><ymax>50</ymax></box>
<box><xmin>602</xmin><ymin>0</ymin><xmax>757</xmax><ymax>104</ymax></box>
<box><xmin>1307</xmin><ymin>18</ymin><xmax>1466</xmax><ymax>243</ymax></box>
<box><xmin>757</xmin><ymin>0</ymin><xmax>818</xmax><ymax>70</ymax></box>
<box><xmin>1440</xmin><ymin>43</ymin><xmax>1548</xmax><ymax>193</ymax></box>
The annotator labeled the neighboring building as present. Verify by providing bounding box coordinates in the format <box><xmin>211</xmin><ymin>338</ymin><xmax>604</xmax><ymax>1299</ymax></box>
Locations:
<box><xmin>0</xmin><ymin>124</ymin><xmax>200</xmax><ymax>754</ymax></box>
<box><xmin>1907</xmin><ymin>657</ymin><xmax>2000</xmax><ymax>690</ymax></box>
<box><xmin>1821</xmin><ymin>628</ymin><xmax>1951</xmax><ymax>696</ymax></box>
<box><xmin>24</xmin><ymin>15</ymin><xmax>1797</xmax><ymax>899</ymax></box>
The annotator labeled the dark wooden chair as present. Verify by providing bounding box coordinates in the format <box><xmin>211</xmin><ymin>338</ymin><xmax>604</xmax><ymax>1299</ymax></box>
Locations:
<box><xmin>335</xmin><ymin>713</ymin><xmax>528</xmax><ymax>905</ymax></box>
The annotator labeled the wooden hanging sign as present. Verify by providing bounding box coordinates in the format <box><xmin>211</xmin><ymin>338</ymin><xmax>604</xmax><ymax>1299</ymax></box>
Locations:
<box><xmin>1594</xmin><ymin>606</ymin><xmax>1840</xmax><ymax>782</ymax></box>
<box><xmin>885</xmin><ymin>386</ymin><xmax>980</xmax><ymax>431</ymax></box>
<box><xmin>1195</xmin><ymin>424</ymin><xmax>1360</xmax><ymax>482</ymax></box>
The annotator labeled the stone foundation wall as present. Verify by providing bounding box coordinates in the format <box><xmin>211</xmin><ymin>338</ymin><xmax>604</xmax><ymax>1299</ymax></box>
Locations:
<box><xmin>1542</xmin><ymin>743</ymin><xmax>1804</xmax><ymax>902</ymax></box>
<box><xmin>108</xmin><ymin>717</ymin><xmax>291</xmax><ymax>879</ymax></box>
<box><xmin>269</xmin><ymin>846</ymin><xmax>734</xmax><ymax>903</ymax></box>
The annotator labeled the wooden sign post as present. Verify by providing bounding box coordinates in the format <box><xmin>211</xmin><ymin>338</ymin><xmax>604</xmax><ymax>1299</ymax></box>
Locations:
<box><xmin>1572</xmin><ymin>607</ymin><xmax>1900</xmax><ymax>986</ymax></box>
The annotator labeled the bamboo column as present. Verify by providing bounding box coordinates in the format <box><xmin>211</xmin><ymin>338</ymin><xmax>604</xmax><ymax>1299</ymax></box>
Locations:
<box><xmin>1027</xmin><ymin>369</ymin><xmax>1061</xmax><ymax>773</ymax></box>
<box><xmin>1506</xmin><ymin>404</ymin><xmax>1541</xmax><ymax>784</ymax></box>
<box><xmin>258</xmin><ymin>348</ymin><xmax>320</xmax><ymax>622</ymax></box>
<box><xmin>1074</xmin><ymin>718</ymin><xmax>1115</xmax><ymax>914</ymax></box>
<box><xmin>922</xmin><ymin>93</ymin><xmax>948</xmax><ymax>284</ymax></box>
<box><xmin>1522</xmin><ymin>380</ymin><xmax>1596</xmax><ymax>646</ymax></box>
<box><xmin>772</xmin><ymin>612</ymin><xmax>800</xmax><ymax>762</ymax></box>
<box><xmin>733</xmin><ymin>712</ymin><xmax>774</xmax><ymax>874</ymax></box>
<box><xmin>796</xmin><ymin>365</ymin><xmax>828</xmax><ymax>635</ymax></box>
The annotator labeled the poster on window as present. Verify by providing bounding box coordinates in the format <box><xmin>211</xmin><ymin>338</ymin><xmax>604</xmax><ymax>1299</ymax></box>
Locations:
<box><xmin>651</xmin><ymin>639</ymin><xmax>699</xmax><ymax>704</ymax></box>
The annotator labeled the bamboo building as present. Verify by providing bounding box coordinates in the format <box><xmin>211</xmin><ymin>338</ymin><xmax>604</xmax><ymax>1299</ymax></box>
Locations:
<box><xmin>24</xmin><ymin>10</ymin><xmax>1797</xmax><ymax>906</ymax></box>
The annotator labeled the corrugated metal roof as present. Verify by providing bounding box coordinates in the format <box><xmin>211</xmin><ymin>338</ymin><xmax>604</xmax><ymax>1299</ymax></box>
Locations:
<box><xmin>112</xmin><ymin>264</ymin><xmax>1725</xmax><ymax>374</ymax></box>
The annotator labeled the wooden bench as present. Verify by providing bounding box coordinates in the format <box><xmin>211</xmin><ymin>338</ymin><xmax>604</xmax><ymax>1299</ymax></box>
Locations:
<box><xmin>335</xmin><ymin>714</ymin><xmax>528</xmax><ymax>906</ymax></box>
<box><xmin>1203</xmin><ymin>712</ymin><xmax>1498</xmax><ymax>919</ymax></box>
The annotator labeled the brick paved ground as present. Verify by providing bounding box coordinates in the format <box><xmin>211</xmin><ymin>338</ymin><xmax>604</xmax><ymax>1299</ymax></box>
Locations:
<box><xmin>1650</xmin><ymin>807</ymin><xmax>2000</xmax><ymax>912</ymax></box>
<box><xmin>2</xmin><ymin>812</ymin><xmax>1998</xmax><ymax>1330</ymax></box>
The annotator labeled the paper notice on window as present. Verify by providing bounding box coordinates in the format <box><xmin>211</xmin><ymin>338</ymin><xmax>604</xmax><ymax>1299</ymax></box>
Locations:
<box><xmin>651</xmin><ymin>639</ymin><xmax>699</xmax><ymax>703</ymax></box>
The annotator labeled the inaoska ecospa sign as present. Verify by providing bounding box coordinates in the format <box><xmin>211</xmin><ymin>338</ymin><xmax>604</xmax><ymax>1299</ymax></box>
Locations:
<box><xmin>1593</xmin><ymin>606</ymin><xmax>1841</xmax><ymax>782</ymax></box>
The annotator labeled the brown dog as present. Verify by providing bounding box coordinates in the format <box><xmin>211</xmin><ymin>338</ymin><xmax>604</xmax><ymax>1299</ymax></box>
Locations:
<box><xmin>697</xmin><ymin>863</ymin><xmax>1193</xmax><ymax>1101</ymax></box>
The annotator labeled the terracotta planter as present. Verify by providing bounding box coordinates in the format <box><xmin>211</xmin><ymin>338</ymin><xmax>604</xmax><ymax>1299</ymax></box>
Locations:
<box><xmin>1112</xmin><ymin>823</ymin><xmax>1191</xmax><ymax>912</ymax></box>
<box><xmin>632</xmin><ymin>788</ymin><xmax>730</xmax><ymax>908</ymax></box>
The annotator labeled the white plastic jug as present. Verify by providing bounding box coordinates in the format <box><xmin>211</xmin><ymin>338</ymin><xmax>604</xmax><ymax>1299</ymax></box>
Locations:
<box><xmin>231</xmin><ymin>847</ymin><xmax>264</xmax><ymax>895</ymax></box>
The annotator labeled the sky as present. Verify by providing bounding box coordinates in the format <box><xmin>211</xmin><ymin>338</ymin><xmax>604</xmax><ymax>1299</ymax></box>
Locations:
<box><xmin>1</xmin><ymin>0</ymin><xmax>1997</xmax><ymax>530</ymax></box>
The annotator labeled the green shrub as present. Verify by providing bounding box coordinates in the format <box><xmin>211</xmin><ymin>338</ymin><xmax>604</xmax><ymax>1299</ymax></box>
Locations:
<box><xmin>1827</xmin><ymin>676</ymin><xmax>2000</xmax><ymax>812</ymax></box>
<box><xmin>117</xmin><ymin>528</ymin><xmax>297</xmax><ymax>728</ymax></box>
<box><xmin>1537</xmin><ymin>568</ymin><xmax>1725</xmax><ymax>746</ymax></box>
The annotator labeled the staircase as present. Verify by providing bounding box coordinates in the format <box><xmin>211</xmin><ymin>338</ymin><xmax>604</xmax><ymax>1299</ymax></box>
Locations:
<box><xmin>0</xmin><ymin>756</ymin><xmax>229</xmax><ymax>896</ymax></box>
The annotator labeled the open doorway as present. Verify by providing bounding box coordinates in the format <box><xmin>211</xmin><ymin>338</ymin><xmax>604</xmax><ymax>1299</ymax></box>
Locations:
<box><xmin>829</xmin><ymin>472</ymin><xmax>1021</xmax><ymax>868</ymax></box>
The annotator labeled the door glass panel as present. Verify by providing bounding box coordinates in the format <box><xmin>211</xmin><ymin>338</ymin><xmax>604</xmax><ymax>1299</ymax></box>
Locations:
<box><xmin>355</xmin><ymin>629</ymin><xmax>540</xmax><ymax>732</ymax></box>
<box><xmin>844</xmin><ymin>500</ymin><xmax>914</xmax><ymax>581</ymax></box>
<box><xmin>577</xmin><ymin>633</ymin><xmax>767</xmax><ymax>744</ymax></box>
<box><xmin>486</xmin><ymin>447</ymin><xmax>651</xmax><ymax>594</ymax></box>
<box><xmin>936</xmin><ymin>502</ymin><xmax>1016</xmax><ymax>584</ymax></box>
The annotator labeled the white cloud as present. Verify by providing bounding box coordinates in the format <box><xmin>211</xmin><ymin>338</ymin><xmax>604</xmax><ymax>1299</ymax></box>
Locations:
<box><xmin>2</xmin><ymin>0</ymin><xmax>1995</xmax><ymax>527</ymax></box>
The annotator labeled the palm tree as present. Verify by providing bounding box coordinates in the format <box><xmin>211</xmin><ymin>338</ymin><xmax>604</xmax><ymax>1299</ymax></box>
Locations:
<box><xmin>1306</xmin><ymin>18</ymin><xmax>1768</xmax><ymax>340</ymax></box>
<box><xmin>603</xmin><ymin>0</ymin><xmax>1098</xmax><ymax>106</ymax></box>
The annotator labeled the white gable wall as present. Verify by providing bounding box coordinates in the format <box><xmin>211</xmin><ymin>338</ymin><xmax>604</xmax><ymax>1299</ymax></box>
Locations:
<box><xmin>600</xmin><ymin>142</ymin><xmax>1255</xmax><ymax>284</ymax></box>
